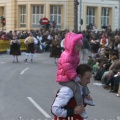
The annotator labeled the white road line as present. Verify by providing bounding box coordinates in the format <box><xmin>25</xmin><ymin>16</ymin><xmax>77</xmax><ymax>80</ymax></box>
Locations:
<box><xmin>20</xmin><ymin>67</ymin><xmax>29</xmax><ymax>75</ymax></box>
<box><xmin>27</xmin><ymin>97</ymin><xmax>51</xmax><ymax>118</ymax></box>
<box><xmin>93</xmin><ymin>83</ymin><xmax>103</xmax><ymax>86</ymax></box>
<box><xmin>1</xmin><ymin>62</ymin><xmax>6</xmax><ymax>64</ymax></box>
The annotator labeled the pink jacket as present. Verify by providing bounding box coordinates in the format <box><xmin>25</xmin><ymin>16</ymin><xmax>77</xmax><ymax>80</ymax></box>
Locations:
<box><xmin>56</xmin><ymin>32</ymin><xmax>83</xmax><ymax>82</ymax></box>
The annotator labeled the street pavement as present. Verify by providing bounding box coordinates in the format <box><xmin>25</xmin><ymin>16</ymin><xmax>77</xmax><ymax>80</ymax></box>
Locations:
<box><xmin>0</xmin><ymin>52</ymin><xmax>120</xmax><ymax>120</ymax></box>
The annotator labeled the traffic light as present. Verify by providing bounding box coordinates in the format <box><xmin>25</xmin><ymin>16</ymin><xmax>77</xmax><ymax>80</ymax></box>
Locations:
<box><xmin>1</xmin><ymin>16</ymin><xmax>6</xmax><ymax>26</ymax></box>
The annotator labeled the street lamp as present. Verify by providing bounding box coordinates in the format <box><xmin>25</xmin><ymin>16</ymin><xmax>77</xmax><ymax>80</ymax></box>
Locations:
<box><xmin>79</xmin><ymin>0</ymin><xmax>82</xmax><ymax>31</ymax></box>
<box><xmin>74</xmin><ymin>0</ymin><xmax>79</xmax><ymax>33</ymax></box>
<box><xmin>118</xmin><ymin>0</ymin><xmax>120</xmax><ymax>29</ymax></box>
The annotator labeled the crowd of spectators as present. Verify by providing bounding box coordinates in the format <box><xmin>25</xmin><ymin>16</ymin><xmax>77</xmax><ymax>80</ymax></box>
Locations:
<box><xmin>0</xmin><ymin>26</ymin><xmax>120</xmax><ymax>96</ymax></box>
<box><xmin>84</xmin><ymin>26</ymin><xmax>120</xmax><ymax>96</ymax></box>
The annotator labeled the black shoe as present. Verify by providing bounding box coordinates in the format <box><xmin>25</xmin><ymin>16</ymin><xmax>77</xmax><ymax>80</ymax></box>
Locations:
<box><xmin>24</xmin><ymin>59</ymin><xmax>27</xmax><ymax>62</ymax></box>
<box><xmin>103</xmin><ymin>84</ymin><xmax>110</xmax><ymax>89</ymax></box>
<box><xmin>109</xmin><ymin>90</ymin><xmax>117</xmax><ymax>93</ymax></box>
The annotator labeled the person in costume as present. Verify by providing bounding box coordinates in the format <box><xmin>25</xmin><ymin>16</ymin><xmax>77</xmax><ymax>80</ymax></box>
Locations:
<box><xmin>50</xmin><ymin>34</ymin><xmax>61</xmax><ymax>64</ymax></box>
<box><xmin>24</xmin><ymin>32</ymin><xmax>38</xmax><ymax>62</ymax></box>
<box><xmin>10</xmin><ymin>34</ymin><xmax>21</xmax><ymax>63</ymax></box>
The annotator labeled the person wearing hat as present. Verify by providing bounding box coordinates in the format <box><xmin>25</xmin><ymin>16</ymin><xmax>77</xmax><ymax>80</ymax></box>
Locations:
<box><xmin>24</xmin><ymin>32</ymin><xmax>38</xmax><ymax>62</ymax></box>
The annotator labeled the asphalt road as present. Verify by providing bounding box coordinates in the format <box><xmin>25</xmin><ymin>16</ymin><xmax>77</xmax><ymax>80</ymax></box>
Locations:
<box><xmin>0</xmin><ymin>52</ymin><xmax>120</xmax><ymax>120</ymax></box>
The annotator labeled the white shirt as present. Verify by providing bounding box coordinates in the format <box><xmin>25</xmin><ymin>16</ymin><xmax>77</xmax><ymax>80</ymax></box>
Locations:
<box><xmin>52</xmin><ymin>85</ymin><xmax>83</xmax><ymax>117</ymax></box>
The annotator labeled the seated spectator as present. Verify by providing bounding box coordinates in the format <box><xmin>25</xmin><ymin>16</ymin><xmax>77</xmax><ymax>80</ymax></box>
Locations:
<box><xmin>105</xmin><ymin>70</ymin><xmax>120</xmax><ymax>93</ymax></box>
<box><xmin>92</xmin><ymin>62</ymin><xmax>99</xmax><ymax>74</ymax></box>
<box><xmin>87</xmin><ymin>56</ymin><xmax>94</xmax><ymax>68</ymax></box>
<box><xmin>100</xmin><ymin>34</ymin><xmax>108</xmax><ymax>47</ymax></box>
<box><xmin>94</xmin><ymin>56</ymin><xmax>109</xmax><ymax>81</ymax></box>
<box><xmin>101</xmin><ymin>55</ymin><xmax>120</xmax><ymax>84</ymax></box>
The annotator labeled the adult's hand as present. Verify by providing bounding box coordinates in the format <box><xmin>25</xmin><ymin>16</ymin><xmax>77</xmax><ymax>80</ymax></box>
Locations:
<box><xmin>74</xmin><ymin>105</ymin><xmax>85</xmax><ymax>114</ymax></box>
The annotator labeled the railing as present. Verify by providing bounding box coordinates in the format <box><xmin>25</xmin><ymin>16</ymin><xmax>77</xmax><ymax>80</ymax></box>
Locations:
<box><xmin>0</xmin><ymin>39</ymin><xmax>27</xmax><ymax>52</ymax></box>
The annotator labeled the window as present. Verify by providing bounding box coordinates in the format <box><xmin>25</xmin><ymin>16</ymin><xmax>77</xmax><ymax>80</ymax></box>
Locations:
<box><xmin>101</xmin><ymin>8</ymin><xmax>109</xmax><ymax>27</ymax></box>
<box><xmin>32</xmin><ymin>5</ymin><xmax>44</xmax><ymax>28</ymax></box>
<box><xmin>20</xmin><ymin>6</ymin><xmax>26</xmax><ymax>27</ymax></box>
<box><xmin>50</xmin><ymin>5</ymin><xmax>62</xmax><ymax>29</ymax></box>
<box><xmin>86</xmin><ymin>7</ymin><xmax>95</xmax><ymax>26</ymax></box>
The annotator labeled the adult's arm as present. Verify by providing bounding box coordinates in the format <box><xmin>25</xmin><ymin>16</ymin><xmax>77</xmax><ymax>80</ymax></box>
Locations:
<box><xmin>52</xmin><ymin>87</ymin><xmax>74</xmax><ymax>117</ymax></box>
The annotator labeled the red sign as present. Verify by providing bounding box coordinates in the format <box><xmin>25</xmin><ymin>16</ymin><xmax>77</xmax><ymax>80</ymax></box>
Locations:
<box><xmin>41</xmin><ymin>17</ymin><xmax>49</xmax><ymax>25</ymax></box>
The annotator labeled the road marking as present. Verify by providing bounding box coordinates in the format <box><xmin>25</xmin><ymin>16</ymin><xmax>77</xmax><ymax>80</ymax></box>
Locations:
<box><xmin>93</xmin><ymin>83</ymin><xmax>104</xmax><ymax>86</ymax></box>
<box><xmin>27</xmin><ymin>97</ymin><xmax>51</xmax><ymax>118</ymax></box>
<box><xmin>1</xmin><ymin>62</ymin><xmax>6</xmax><ymax>64</ymax></box>
<box><xmin>20</xmin><ymin>67</ymin><xmax>29</xmax><ymax>75</ymax></box>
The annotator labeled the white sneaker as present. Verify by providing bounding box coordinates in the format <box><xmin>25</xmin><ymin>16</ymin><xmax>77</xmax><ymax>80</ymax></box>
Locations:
<box><xmin>116</xmin><ymin>94</ymin><xmax>120</xmax><ymax>97</ymax></box>
<box><xmin>80</xmin><ymin>111</ymin><xmax>88</xmax><ymax>119</ymax></box>
<box><xmin>84</xmin><ymin>98</ymin><xmax>95</xmax><ymax>106</ymax></box>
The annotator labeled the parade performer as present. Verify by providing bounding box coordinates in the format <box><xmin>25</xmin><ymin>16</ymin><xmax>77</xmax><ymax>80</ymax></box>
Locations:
<box><xmin>56</xmin><ymin>32</ymin><xmax>95</xmax><ymax>119</ymax></box>
<box><xmin>50</xmin><ymin>34</ymin><xmax>61</xmax><ymax>64</ymax></box>
<box><xmin>10</xmin><ymin>34</ymin><xmax>21</xmax><ymax>63</ymax></box>
<box><xmin>52</xmin><ymin>64</ymin><xmax>93</xmax><ymax>120</ymax></box>
<box><xmin>24</xmin><ymin>33</ymin><xmax>38</xmax><ymax>62</ymax></box>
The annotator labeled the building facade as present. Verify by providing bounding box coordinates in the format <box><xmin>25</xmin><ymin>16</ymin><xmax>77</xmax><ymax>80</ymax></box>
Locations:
<box><xmin>78</xmin><ymin>0</ymin><xmax>120</xmax><ymax>31</ymax></box>
<box><xmin>0</xmin><ymin>0</ymin><xmax>75</xmax><ymax>32</ymax></box>
<box><xmin>0</xmin><ymin>0</ymin><xmax>119</xmax><ymax>32</ymax></box>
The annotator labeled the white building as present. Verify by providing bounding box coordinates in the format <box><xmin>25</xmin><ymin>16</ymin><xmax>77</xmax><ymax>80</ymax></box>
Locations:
<box><xmin>78</xmin><ymin>0</ymin><xmax>120</xmax><ymax>31</ymax></box>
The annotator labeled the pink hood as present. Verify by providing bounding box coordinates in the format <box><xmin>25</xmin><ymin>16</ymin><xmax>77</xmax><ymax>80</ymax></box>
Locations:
<box><xmin>64</xmin><ymin>32</ymin><xmax>83</xmax><ymax>55</ymax></box>
<box><xmin>56</xmin><ymin>32</ymin><xmax>83</xmax><ymax>82</ymax></box>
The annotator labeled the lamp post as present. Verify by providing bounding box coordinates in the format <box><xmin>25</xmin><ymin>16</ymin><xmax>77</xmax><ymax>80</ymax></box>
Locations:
<box><xmin>79</xmin><ymin>0</ymin><xmax>82</xmax><ymax>32</ymax></box>
<box><xmin>74</xmin><ymin>0</ymin><xmax>79</xmax><ymax>33</ymax></box>
<box><xmin>119</xmin><ymin>0</ymin><xmax>120</xmax><ymax>29</ymax></box>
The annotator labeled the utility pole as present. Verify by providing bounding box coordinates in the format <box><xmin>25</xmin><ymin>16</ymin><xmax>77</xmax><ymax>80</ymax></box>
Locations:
<box><xmin>74</xmin><ymin>0</ymin><xmax>79</xmax><ymax>33</ymax></box>
<box><xmin>79</xmin><ymin>0</ymin><xmax>82</xmax><ymax>32</ymax></box>
<box><xmin>118</xmin><ymin>0</ymin><xmax>120</xmax><ymax>29</ymax></box>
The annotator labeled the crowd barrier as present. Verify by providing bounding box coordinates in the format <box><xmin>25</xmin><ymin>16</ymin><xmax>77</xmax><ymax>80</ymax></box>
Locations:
<box><xmin>0</xmin><ymin>39</ymin><xmax>27</xmax><ymax>52</ymax></box>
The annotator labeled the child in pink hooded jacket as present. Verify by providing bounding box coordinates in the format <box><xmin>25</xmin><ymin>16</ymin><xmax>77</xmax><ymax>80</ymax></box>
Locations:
<box><xmin>56</xmin><ymin>32</ymin><xmax>95</xmax><ymax>119</ymax></box>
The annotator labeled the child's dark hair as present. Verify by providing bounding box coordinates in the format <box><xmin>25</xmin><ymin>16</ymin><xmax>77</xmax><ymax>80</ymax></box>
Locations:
<box><xmin>77</xmin><ymin>64</ymin><xmax>93</xmax><ymax>77</ymax></box>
